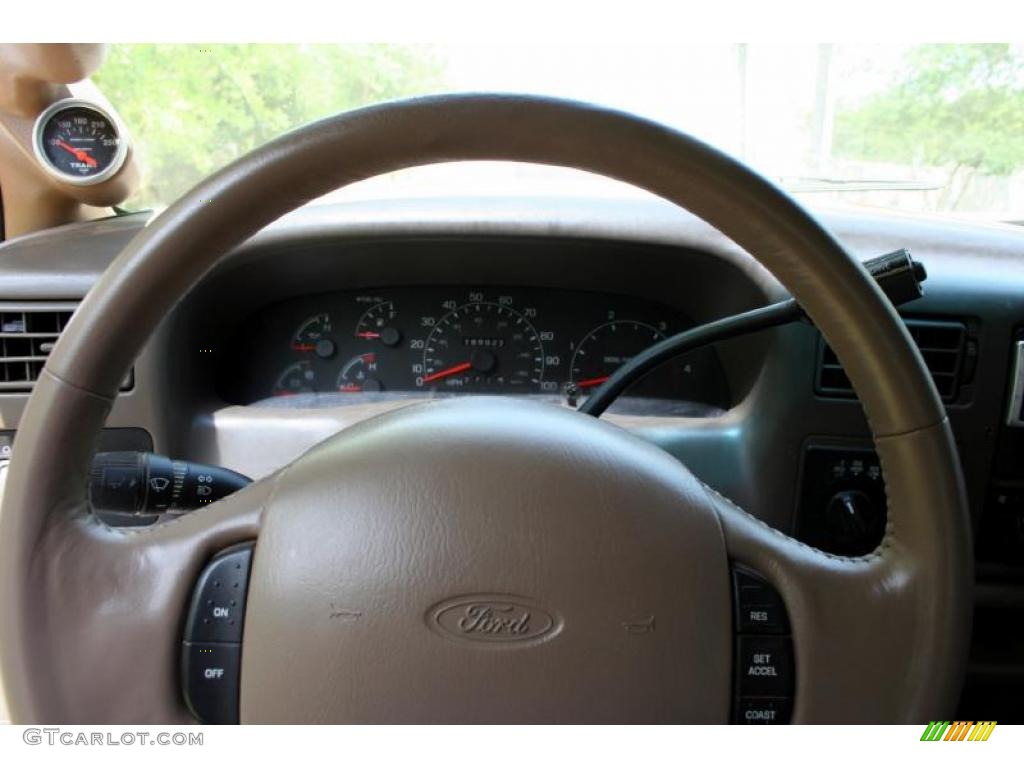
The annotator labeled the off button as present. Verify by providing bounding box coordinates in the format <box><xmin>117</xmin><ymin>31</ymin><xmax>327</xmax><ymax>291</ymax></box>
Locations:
<box><xmin>182</xmin><ymin>642</ymin><xmax>241</xmax><ymax>724</ymax></box>
<box><xmin>736</xmin><ymin>635</ymin><xmax>794</xmax><ymax>697</ymax></box>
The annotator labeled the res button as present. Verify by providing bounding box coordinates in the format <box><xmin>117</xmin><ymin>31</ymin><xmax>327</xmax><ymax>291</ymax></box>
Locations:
<box><xmin>733</xmin><ymin>568</ymin><xmax>789</xmax><ymax>634</ymax></box>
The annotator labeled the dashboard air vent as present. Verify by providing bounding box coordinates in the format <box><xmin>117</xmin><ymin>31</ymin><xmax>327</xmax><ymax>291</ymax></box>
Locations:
<box><xmin>817</xmin><ymin>318</ymin><xmax>969</xmax><ymax>403</ymax></box>
<box><xmin>0</xmin><ymin>303</ymin><xmax>76</xmax><ymax>391</ymax></box>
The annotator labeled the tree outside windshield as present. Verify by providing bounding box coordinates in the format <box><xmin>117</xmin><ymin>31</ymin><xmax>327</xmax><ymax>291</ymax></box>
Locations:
<box><xmin>95</xmin><ymin>44</ymin><xmax>1024</xmax><ymax>223</ymax></box>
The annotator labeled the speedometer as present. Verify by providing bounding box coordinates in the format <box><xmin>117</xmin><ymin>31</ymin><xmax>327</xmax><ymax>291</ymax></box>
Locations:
<box><xmin>418</xmin><ymin>302</ymin><xmax>545</xmax><ymax>391</ymax></box>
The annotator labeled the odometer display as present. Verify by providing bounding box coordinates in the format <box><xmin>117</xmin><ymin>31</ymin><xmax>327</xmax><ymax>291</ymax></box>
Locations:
<box><xmin>419</xmin><ymin>302</ymin><xmax>545</xmax><ymax>391</ymax></box>
<box><xmin>34</xmin><ymin>99</ymin><xmax>127</xmax><ymax>185</ymax></box>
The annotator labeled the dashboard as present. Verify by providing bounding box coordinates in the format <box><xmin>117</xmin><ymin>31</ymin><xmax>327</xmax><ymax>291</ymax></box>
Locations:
<box><xmin>217</xmin><ymin>285</ymin><xmax>730</xmax><ymax>412</ymax></box>
<box><xmin>0</xmin><ymin>196</ymin><xmax>1022</xmax><ymax>720</ymax></box>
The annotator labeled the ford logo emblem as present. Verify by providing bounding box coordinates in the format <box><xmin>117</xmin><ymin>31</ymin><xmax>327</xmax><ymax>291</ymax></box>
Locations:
<box><xmin>428</xmin><ymin>595</ymin><xmax>560</xmax><ymax>646</ymax></box>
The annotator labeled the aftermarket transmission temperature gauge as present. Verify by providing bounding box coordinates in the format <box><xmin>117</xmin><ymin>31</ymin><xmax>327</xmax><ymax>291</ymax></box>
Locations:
<box><xmin>33</xmin><ymin>99</ymin><xmax>128</xmax><ymax>185</ymax></box>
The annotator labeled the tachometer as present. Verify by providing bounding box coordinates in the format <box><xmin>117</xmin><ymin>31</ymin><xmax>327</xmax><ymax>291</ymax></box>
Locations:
<box><xmin>570</xmin><ymin>320</ymin><xmax>667</xmax><ymax>390</ymax></box>
<box><xmin>418</xmin><ymin>302</ymin><xmax>544</xmax><ymax>391</ymax></box>
<box><xmin>33</xmin><ymin>99</ymin><xmax>128</xmax><ymax>185</ymax></box>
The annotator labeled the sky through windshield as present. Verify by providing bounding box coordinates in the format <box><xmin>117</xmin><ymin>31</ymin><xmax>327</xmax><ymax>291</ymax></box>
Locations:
<box><xmin>94</xmin><ymin>44</ymin><xmax>1024</xmax><ymax>222</ymax></box>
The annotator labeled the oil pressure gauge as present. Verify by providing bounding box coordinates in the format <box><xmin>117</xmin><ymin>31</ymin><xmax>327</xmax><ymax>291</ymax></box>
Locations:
<box><xmin>33</xmin><ymin>98</ymin><xmax>129</xmax><ymax>185</ymax></box>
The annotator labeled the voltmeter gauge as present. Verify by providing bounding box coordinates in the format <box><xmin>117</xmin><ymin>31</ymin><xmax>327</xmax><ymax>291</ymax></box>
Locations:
<box><xmin>33</xmin><ymin>99</ymin><xmax>128</xmax><ymax>185</ymax></box>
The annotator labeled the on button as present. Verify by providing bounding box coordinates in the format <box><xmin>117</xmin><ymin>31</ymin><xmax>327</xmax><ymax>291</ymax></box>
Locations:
<box><xmin>184</xmin><ymin>545</ymin><xmax>253</xmax><ymax>644</ymax></box>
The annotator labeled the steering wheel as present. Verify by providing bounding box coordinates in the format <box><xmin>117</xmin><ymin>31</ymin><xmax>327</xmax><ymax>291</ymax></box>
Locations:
<box><xmin>0</xmin><ymin>95</ymin><xmax>971</xmax><ymax>724</ymax></box>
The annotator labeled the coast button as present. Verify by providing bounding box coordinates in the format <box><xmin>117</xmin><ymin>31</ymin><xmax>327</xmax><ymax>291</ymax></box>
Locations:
<box><xmin>737</xmin><ymin>697</ymin><xmax>792</xmax><ymax>724</ymax></box>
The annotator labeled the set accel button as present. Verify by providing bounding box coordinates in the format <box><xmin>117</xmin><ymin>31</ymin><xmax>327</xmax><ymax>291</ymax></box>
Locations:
<box><xmin>731</xmin><ymin>566</ymin><xmax>795</xmax><ymax>723</ymax></box>
<box><xmin>737</xmin><ymin>636</ymin><xmax>794</xmax><ymax>697</ymax></box>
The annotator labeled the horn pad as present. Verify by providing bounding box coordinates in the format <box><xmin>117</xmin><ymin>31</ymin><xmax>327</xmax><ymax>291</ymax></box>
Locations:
<box><xmin>241</xmin><ymin>397</ymin><xmax>731</xmax><ymax>723</ymax></box>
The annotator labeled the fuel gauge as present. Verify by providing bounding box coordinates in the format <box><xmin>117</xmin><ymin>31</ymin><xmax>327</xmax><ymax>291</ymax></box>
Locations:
<box><xmin>355</xmin><ymin>301</ymin><xmax>402</xmax><ymax>347</ymax></box>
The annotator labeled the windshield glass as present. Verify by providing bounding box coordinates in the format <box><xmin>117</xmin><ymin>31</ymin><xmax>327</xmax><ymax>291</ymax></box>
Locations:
<box><xmin>95</xmin><ymin>43</ymin><xmax>1024</xmax><ymax>223</ymax></box>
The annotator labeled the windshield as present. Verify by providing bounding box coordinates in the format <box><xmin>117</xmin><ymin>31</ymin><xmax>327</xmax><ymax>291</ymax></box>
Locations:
<box><xmin>95</xmin><ymin>43</ymin><xmax>1024</xmax><ymax>223</ymax></box>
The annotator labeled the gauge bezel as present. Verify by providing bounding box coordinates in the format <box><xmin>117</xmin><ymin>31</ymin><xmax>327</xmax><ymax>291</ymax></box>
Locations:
<box><xmin>32</xmin><ymin>98</ymin><xmax>130</xmax><ymax>187</ymax></box>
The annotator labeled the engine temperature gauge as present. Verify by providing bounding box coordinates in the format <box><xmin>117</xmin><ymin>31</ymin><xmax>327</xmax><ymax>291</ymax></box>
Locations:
<box><xmin>337</xmin><ymin>353</ymin><xmax>382</xmax><ymax>392</ymax></box>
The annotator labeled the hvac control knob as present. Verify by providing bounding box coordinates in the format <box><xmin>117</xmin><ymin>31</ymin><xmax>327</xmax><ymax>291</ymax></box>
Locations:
<box><xmin>825</xmin><ymin>489</ymin><xmax>880</xmax><ymax>551</ymax></box>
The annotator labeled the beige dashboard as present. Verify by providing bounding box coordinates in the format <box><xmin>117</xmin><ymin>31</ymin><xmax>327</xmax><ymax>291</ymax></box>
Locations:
<box><xmin>0</xmin><ymin>195</ymin><xmax>1022</xmax><ymax>719</ymax></box>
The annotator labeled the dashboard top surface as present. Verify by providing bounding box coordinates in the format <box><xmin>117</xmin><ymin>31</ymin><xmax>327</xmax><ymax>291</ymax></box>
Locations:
<box><xmin>3</xmin><ymin>195</ymin><xmax>1024</xmax><ymax>301</ymax></box>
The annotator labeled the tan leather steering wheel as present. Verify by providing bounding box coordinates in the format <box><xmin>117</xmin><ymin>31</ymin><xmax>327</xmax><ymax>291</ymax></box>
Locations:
<box><xmin>0</xmin><ymin>95</ymin><xmax>971</xmax><ymax>723</ymax></box>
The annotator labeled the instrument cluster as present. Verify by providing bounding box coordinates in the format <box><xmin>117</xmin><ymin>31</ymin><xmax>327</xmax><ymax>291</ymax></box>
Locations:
<box><xmin>217</xmin><ymin>286</ymin><xmax>731</xmax><ymax>410</ymax></box>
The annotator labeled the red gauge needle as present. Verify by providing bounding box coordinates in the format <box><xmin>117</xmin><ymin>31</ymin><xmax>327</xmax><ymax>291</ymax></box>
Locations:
<box><xmin>421</xmin><ymin>361</ymin><xmax>473</xmax><ymax>383</ymax></box>
<box><xmin>55</xmin><ymin>139</ymin><xmax>97</xmax><ymax>167</ymax></box>
<box><xmin>356</xmin><ymin>332</ymin><xmax>380</xmax><ymax>339</ymax></box>
<box><xmin>575</xmin><ymin>375</ymin><xmax>610</xmax><ymax>388</ymax></box>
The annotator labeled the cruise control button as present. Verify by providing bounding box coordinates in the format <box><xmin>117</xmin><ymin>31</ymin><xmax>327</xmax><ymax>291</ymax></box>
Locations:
<box><xmin>184</xmin><ymin>545</ymin><xmax>252</xmax><ymax>643</ymax></box>
<box><xmin>733</xmin><ymin>568</ymin><xmax>789</xmax><ymax>634</ymax></box>
<box><xmin>737</xmin><ymin>601</ymin><xmax>788</xmax><ymax>633</ymax></box>
<box><xmin>737</xmin><ymin>635</ymin><xmax>794</xmax><ymax>697</ymax></box>
<box><xmin>737</xmin><ymin>697</ymin><xmax>792</xmax><ymax>725</ymax></box>
<box><xmin>182</xmin><ymin>642</ymin><xmax>241</xmax><ymax>724</ymax></box>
